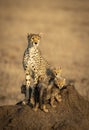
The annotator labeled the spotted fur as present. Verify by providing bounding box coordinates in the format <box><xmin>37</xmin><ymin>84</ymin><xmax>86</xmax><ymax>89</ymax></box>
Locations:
<box><xmin>22</xmin><ymin>33</ymin><xmax>50</xmax><ymax>104</ymax></box>
<box><xmin>34</xmin><ymin>68</ymin><xmax>65</xmax><ymax>112</ymax></box>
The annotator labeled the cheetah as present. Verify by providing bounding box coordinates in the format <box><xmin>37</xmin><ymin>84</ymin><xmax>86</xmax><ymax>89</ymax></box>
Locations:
<box><xmin>21</xmin><ymin>68</ymin><xmax>65</xmax><ymax>112</ymax></box>
<box><xmin>34</xmin><ymin>68</ymin><xmax>66</xmax><ymax>112</ymax></box>
<box><xmin>22</xmin><ymin>33</ymin><xmax>51</xmax><ymax>105</ymax></box>
<box><xmin>53</xmin><ymin>67</ymin><xmax>66</xmax><ymax>89</ymax></box>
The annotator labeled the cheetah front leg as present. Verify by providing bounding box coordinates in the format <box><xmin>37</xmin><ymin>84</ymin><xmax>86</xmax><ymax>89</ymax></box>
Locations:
<box><xmin>55</xmin><ymin>94</ymin><xmax>62</xmax><ymax>103</ymax></box>
<box><xmin>50</xmin><ymin>96</ymin><xmax>56</xmax><ymax>108</ymax></box>
<box><xmin>22</xmin><ymin>72</ymin><xmax>31</xmax><ymax>105</ymax></box>
<box><xmin>37</xmin><ymin>83</ymin><xmax>49</xmax><ymax>113</ymax></box>
<box><xmin>30</xmin><ymin>73</ymin><xmax>38</xmax><ymax>106</ymax></box>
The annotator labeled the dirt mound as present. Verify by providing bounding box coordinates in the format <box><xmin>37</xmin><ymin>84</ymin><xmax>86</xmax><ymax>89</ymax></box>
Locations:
<box><xmin>0</xmin><ymin>84</ymin><xmax>89</xmax><ymax>130</ymax></box>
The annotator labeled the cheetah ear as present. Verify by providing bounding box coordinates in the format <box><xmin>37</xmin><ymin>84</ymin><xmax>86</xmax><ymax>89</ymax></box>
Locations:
<box><xmin>27</xmin><ymin>33</ymin><xmax>30</xmax><ymax>38</ymax></box>
<box><xmin>59</xmin><ymin>67</ymin><xmax>62</xmax><ymax>72</ymax></box>
<box><xmin>27</xmin><ymin>33</ymin><xmax>33</xmax><ymax>39</ymax></box>
<box><xmin>52</xmin><ymin>67</ymin><xmax>56</xmax><ymax>73</ymax></box>
<box><xmin>58</xmin><ymin>67</ymin><xmax>62</xmax><ymax>73</ymax></box>
<box><xmin>39</xmin><ymin>32</ymin><xmax>45</xmax><ymax>38</ymax></box>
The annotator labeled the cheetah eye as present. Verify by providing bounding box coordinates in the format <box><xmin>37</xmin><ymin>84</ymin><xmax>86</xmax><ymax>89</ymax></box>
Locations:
<box><xmin>31</xmin><ymin>37</ymin><xmax>34</xmax><ymax>40</ymax></box>
<box><xmin>37</xmin><ymin>37</ymin><xmax>40</xmax><ymax>40</ymax></box>
<box><xmin>55</xmin><ymin>73</ymin><xmax>57</xmax><ymax>75</ymax></box>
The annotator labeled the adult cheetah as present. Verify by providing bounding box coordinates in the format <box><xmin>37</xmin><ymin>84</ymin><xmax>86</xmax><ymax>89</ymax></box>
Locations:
<box><xmin>23</xmin><ymin>33</ymin><xmax>51</xmax><ymax>105</ymax></box>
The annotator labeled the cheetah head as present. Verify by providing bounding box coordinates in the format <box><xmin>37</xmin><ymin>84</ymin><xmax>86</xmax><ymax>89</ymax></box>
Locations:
<box><xmin>52</xmin><ymin>67</ymin><xmax>62</xmax><ymax>78</ymax></box>
<box><xmin>52</xmin><ymin>67</ymin><xmax>66</xmax><ymax>89</ymax></box>
<box><xmin>27</xmin><ymin>33</ymin><xmax>41</xmax><ymax>48</ymax></box>
<box><xmin>55</xmin><ymin>78</ymin><xmax>66</xmax><ymax>89</ymax></box>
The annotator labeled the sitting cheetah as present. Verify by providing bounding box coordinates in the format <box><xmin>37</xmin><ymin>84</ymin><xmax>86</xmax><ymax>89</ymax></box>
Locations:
<box><xmin>34</xmin><ymin>68</ymin><xmax>66</xmax><ymax>112</ymax></box>
<box><xmin>53</xmin><ymin>67</ymin><xmax>66</xmax><ymax>89</ymax></box>
<box><xmin>22</xmin><ymin>33</ymin><xmax>53</xmax><ymax>105</ymax></box>
<box><xmin>21</xmin><ymin>68</ymin><xmax>65</xmax><ymax>112</ymax></box>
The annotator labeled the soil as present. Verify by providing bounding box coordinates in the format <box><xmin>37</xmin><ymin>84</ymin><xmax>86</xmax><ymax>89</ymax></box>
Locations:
<box><xmin>0</xmin><ymin>84</ymin><xmax>89</xmax><ymax>130</ymax></box>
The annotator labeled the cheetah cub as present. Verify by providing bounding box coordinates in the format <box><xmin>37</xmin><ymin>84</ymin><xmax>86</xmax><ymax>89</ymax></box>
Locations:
<box><xmin>53</xmin><ymin>67</ymin><xmax>66</xmax><ymax>89</ymax></box>
<box><xmin>34</xmin><ymin>67</ymin><xmax>66</xmax><ymax>112</ymax></box>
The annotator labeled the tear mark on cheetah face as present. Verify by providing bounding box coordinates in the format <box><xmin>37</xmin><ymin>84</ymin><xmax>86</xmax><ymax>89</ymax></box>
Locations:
<box><xmin>27</xmin><ymin>33</ymin><xmax>41</xmax><ymax>48</ymax></box>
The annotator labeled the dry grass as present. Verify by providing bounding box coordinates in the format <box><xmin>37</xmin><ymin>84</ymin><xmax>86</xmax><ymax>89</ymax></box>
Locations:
<box><xmin>0</xmin><ymin>0</ymin><xmax>89</xmax><ymax>105</ymax></box>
